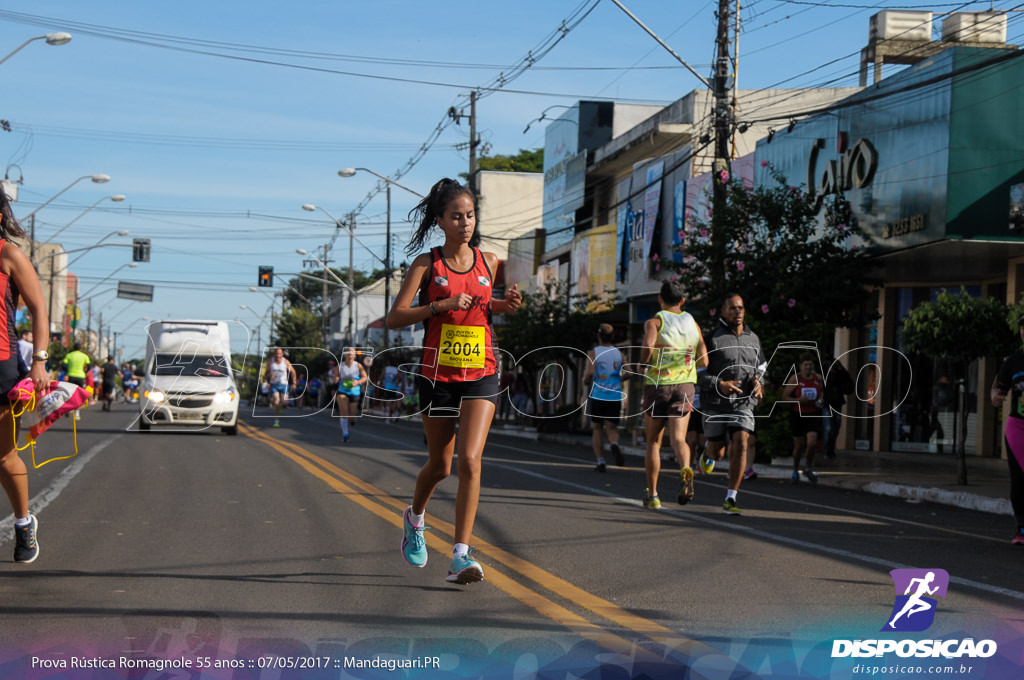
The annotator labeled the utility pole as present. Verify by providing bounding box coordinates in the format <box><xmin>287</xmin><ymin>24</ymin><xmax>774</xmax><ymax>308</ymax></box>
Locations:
<box><xmin>713</xmin><ymin>0</ymin><xmax>732</xmax><ymax>183</ymax></box>
<box><xmin>712</xmin><ymin>0</ymin><xmax>734</xmax><ymax>299</ymax></box>
<box><xmin>732</xmin><ymin>0</ymin><xmax>741</xmax><ymax>159</ymax></box>
<box><xmin>348</xmin><ymin>211</ymin><xmax>355</xmax><ymax>345</ymax></box>
<box><xmin>469</xmin><ymin>91</ymin><xmax>479</xmax><ymax>185</ymax></box>
<box><xmin>321</xmin><ymin>243</ymin><xmax>330</xmax><ymax>347</ymax></box>
<box><xmin>384</xmin><ymin>184</ymin><xmax>391</xmax><ymax>349</ymax></box>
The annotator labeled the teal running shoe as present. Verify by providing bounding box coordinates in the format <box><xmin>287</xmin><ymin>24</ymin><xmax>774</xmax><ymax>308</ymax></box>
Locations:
<box><xmin>446</xmin><ymin>548</ymin><xmax>484</xmax><ymax>584</ymax></box>
<box><xmin>401</xmin><ymin>506</ymin><xmax>427</xmax><ymax>567</ymax></box>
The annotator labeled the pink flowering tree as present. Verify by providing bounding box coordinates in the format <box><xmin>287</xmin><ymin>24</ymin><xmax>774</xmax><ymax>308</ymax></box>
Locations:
<box><xmin>668</xmin><ymin>165</ymin><xmax>883</xmax><ymax>458</ymax></box>
<box><xmin>668</xmin><ymin>163</ymin><xmax>882</xmax><ymax>357</ymax></box>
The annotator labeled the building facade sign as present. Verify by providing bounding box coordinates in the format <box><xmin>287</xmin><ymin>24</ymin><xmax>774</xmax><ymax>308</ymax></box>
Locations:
<box><xmin>542</xmin><ymin>111</ymin><xmax>585</xmax><ymax>251</ymax></box>
<box><xmin>807</xmin><ymin>135</ymin><xmax>879</xmax><ymax>209</ymax></box>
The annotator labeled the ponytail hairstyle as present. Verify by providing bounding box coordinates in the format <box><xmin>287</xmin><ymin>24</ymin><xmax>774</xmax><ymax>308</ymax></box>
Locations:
<box><xmin>405</xmin><ymin>177</ymin><xmax>477</xmax><ymax>256</ymax></box>
<box><xmin>0</xmin><ymin>184</ymin><xmax>26</xmax><ymax>240</ymax></box>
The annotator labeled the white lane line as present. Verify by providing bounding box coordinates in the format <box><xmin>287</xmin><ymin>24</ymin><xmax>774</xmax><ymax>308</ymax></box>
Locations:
<box><xmin>484</xmin><ymin>436</ymin><xmax>1006</xmax><ymax>543</ymax></box>
<box><xmin>318</xmin><ymin>421</ymin><xmax>1024</xmax><ymax>603</ymax></box>
<box><xmin>483</xmin><ymin>455</ymin><xmax>1024</xmax><ymax>603</ymax></box>
<box><xmin>0</xmin><ymin>434</ymin><xmax>124</xmax><ymax>530</ymax></box>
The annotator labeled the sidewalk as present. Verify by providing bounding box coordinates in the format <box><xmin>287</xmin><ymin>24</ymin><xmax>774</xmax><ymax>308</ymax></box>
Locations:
<box><xmin>490</xmin><ymin>424</ymin><xmax>1013</xmax><ymax>517</ymax></box>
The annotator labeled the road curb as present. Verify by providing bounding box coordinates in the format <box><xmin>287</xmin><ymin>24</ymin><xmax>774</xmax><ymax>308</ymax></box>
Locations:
<box><xmin>858</xmin><ymin>481</ymin><xmax>1013</xmax><ymax>516</ymax></box>
<box><xmin>523</xmin><ymin>430</ymin><xmax>1007</xmax><ymax>516</ymax></box>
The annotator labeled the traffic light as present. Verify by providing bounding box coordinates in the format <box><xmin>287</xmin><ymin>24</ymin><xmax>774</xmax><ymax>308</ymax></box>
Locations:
<box><xmin>258</xmin><ymin>266</ymin><xmax>274</xmax><ymax>288</ymax></box>
<box><xmin>132</xmin><ymin>238</ymin><xmax>151</xmax><ymax>262</ymax></box>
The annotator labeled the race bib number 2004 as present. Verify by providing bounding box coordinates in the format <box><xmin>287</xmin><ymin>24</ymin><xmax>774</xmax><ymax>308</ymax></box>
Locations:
<box><xmin>439</xmin><ymin>324</ymin><xmax>485</xmax><ymax>368</ymax></box>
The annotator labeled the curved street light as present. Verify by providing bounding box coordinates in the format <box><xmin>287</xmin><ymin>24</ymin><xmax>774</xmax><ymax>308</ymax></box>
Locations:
<box><xmin>239</xmin><ymin>302</ymin><xmax>276</xmax><ymax>350</ymax></box>
<box><xmin>0</xmin><ymin>32</ymin><xmax>72</xmax><ymax>67</ymax></box>
<box><xmin>20</xmin><ymin>174</ymin><xmax>110</xmax><ymax>222</ymax></box>
<box><xmin>37</xmin><ymin>240</ymin><xmax>135</xmax><ymax>328</ymax></box>
<box><xmin>79</xmin><ymin>262</ymin><xmax>138</xmax><ymax>300</ymax></box>
<box><xmin>24</xmin><ymin>174</ymin><xmax>112</xmax><ymax>264</ymax></box>
<box><xmin>66</xmin><ymin>230</ymin><xmax>130</xmax><ymax>268</ymax></box>
<box><xmin>302</xmin><ymin>202</ymin><xmax>373</xmax><ymax>345</ymax></box>
<box><xmin>42</xmin><ymin>194</ymin><xmax>126</xmax><ymax>247</ymax></box>
<box><xmin>522</xmin><ymin>104</ymin><xmax>576</xmax><ymax>135</ymax></box>
<box><xmin>112</xmin><ymin>316</ymin><xmax>150</xmax><ymax>363</ymax></box>
<box><xmin>337</xmin><ymin>167</ymin><xmax>423</xmax><ymax>348</ymax></box>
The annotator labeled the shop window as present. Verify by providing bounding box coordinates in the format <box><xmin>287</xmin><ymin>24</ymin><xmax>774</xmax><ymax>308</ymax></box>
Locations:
<box><xmin>891</xmin><ymin>286</ymin><xmax>979</xmax><ymax>454</ymax></box>
<box><xmin>852</xmin><ymin>292</ymin><xmax>879</xmax><ymax>450</ymax></box>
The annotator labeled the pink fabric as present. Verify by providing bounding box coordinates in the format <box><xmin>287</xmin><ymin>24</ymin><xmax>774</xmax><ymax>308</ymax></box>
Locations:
<box><xmin>8</xmin><ymin>379</ymin><xmax>89</xmax><ymax>440</ymax></box>
<box><xmin>1006</xmin><ymin>417</ymin><xmax>1024</xmax><ymax>470</ymax></box>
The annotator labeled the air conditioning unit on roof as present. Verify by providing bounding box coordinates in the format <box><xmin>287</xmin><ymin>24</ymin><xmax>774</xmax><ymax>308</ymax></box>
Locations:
<box><xmin>870</xmin><ymin>10</ymin><xmax>933</xmax><ymax>42</ymax></box>
<box><xmin>941</xmin><ymin>12</ymin><xmax>1007</xmax><ymax>44</ymax></box>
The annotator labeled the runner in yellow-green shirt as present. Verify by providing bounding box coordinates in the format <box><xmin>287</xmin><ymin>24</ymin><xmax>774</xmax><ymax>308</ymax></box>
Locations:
<box><xmin>640</xmin><ymin>280</ymin><xmax>707</xmax><ymax>509</ymax></box>
<box><xmin>62</xmin><ymin>343</ymin><xmax>91</xmax><ymax>387</ymax></box>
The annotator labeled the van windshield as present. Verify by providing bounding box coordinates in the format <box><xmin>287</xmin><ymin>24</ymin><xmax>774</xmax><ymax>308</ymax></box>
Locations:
<box><xmin>151</xmin><ymin>353</ymin><xmax>231</xmax><ymax>378</ymax></box>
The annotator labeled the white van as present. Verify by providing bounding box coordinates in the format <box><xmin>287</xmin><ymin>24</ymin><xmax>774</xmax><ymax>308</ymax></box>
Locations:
<box><xmin>138</xmin><ymin>320</ymin><xmax>239</xmax><ymax>435</ymax></box>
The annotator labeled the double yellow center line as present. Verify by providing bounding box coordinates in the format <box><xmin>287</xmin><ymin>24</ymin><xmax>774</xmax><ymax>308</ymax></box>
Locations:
<box><xmin>240</xmin><ymin>422</ymin><xmax>728</xmax><ymax>665</ymax></box>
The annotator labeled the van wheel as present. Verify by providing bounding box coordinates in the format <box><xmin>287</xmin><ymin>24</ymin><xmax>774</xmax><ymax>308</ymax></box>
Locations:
<box><xmin>139</xmin><ymin>419</ymin><xmax>151</xmax><ymax>431</ymax></box>
<box><xmin>222</xmin><ymin>425</ymin><xmax>238</xmax><ymax>436</ymax></box>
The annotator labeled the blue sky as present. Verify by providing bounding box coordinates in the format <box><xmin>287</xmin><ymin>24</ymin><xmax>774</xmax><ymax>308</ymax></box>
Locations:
<box><xmin>0</xmin><ymin>0</ymin><xmax>1015</xmax><ymax>358</ymax></box>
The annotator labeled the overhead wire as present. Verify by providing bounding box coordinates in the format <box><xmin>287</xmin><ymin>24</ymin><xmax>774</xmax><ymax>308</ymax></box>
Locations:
<box><xmin>317</xmin><ymin>0</ymin><xmax>605</xmax><ymax>262</ymax></box>
<box><xmin>727</xmin><ymin>0</ymin><xmax>1023</xmax><ymax>129</ymax></box>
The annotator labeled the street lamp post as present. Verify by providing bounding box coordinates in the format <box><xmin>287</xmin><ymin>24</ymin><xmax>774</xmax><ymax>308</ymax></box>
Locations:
<box><xmin>84</xmin><ymin>263</ymin><xmax>139</xmax><ymax>348</ymax></box>
<box><xmin>0</xmin><ymin>32</ymin><xmax>72</xmax><ymax>67</ymax></box>
<box><xmin>302</xmin><ymin>203</ymin><xmax>359</xmax><ymax>344</ymax></box>
<box><xmin>113</xmin><ymin>316</ymin><xmax>150</xmax><ymax>363</ymax></box>
<box><xmin>96</xmin><ymin>299</ymin><xmax>144</xmax><ymax>358</ymax></box>
<box><xmin>35</xmin><ymin>240</ymin><xmax>132</xmax><ymax>337</ymax></box>
<box><xmin>80</xmin><ymin>262</ymin><xmax>138</xmax><ymax>301</ymax></box>
<box><xmin>337</xmin><ymin>168</ymin><xmax>423</xmax><ymax>348</ymax></box>
<box><xmin>239</xmin><ymin>303</ymin><xmax>274</xmax><ymax>363</ymax></box>
<box><xmin>19</xmin><ymin>173</ymin><xmax>111</xmax><ymax>262</ymax></box>
<box><xmin>41</xmin><ymin>194</ymin><xmax>126</xmax><ymax>248</ymax></box>
<box><xmin>295</xmin><ymin>247</ymin><xmax>356</xmax><ymax>347</ymax></box>
<box><xmin>247</xmin><ymin>287</ymin><xmax>283</xmax><ymax>341</ymax></box>
<box><xmin>66</xmin><ymin>230</ymin><xmax>130</xmax><ymax>268</ymax></box>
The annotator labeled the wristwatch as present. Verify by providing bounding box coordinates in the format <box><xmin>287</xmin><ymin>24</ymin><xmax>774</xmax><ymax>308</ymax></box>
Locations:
<box><xmin>32</xmin><ymin>350</ymin><xmax>48</xmax><ymax>362</ymax></box>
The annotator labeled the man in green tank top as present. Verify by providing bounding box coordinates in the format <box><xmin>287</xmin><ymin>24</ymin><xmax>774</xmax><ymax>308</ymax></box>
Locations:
<box><xmin>639</xmin><ymin>281</ymin><xmax>707</xmax><ymax>509</ymax></box>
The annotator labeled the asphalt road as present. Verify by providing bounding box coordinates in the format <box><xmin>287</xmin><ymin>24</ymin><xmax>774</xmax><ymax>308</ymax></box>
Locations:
<box><xmin>0</xmin><ymin>402</ymin><xmax>1019</xmax><ymax>678</ymax></box>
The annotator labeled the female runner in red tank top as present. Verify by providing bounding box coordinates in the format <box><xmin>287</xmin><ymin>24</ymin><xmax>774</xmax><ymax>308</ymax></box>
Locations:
<box><xmin>783</xmin><ymin>352</ymin><xmax>825</xmax><ymax>484</ymax></box>
<box><xmin>0</xmin><ymin>186</ymin><xmax>50</xmax><ymax>563</ymax></box>
<box><xmin>388</xmin><ymin>178</ymin><xmax>521</xmax><ymax>584</ymax></box>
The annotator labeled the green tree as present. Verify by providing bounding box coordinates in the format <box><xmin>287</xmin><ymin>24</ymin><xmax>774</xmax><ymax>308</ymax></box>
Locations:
<box><xmin>669</xmin><ymin>166</ymin><xmax>882</xmax><ymax>459</ymax></box>
<box><xmin>670</xmin><ymin>166</ymin><xmax>881</xmax><ymax>358</ymax></box>
<box><xmin>284</xmin><ymin>267</ymin><xmax>381</xmax><ymax>310</ymax></box>
<box><xmin>270</xmin><ymin>306</ymin><xmax>329</xmax><ymax>379</ymax></box>
<box><xmin>902</xmin><ymin>288</ymin><xmax>1017</xmax><ymax>484</ymax></box>
<box><xmin>467</xmin><ymin>148</ymin><xmax>543</xmax><ymax>176</ymax></box>
<box><xmin>495</xmin><ymin>281</ymin><xmax>608</xmax><ymax>429</ymax></box>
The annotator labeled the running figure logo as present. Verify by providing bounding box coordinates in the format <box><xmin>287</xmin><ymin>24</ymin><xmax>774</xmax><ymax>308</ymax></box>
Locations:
<box><xmin>882</xmin><ymin>568</ymin><xmax>949</xmax><ymax>632</ymax></box>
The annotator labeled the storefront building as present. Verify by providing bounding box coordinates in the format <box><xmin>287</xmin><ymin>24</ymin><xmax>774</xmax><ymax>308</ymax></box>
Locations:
<box><xmin>754</xmin><ymin>45</ymin><xmax>1024</xmax><ymax>458</ymax></box>
<box><xmin>519</xmin><ymin>40</ymin><xmax>1024</xmax><ymax>457</ymax></box>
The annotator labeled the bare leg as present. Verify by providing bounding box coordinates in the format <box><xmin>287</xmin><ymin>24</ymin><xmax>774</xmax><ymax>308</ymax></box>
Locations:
<box><xmin>644</xmin><ymin>414</ymin><xmax>667</xmax><ymax>498</ymax></box>
<box><xmin>591</xmin><ymin>424</ymin><xmax>604</xmax><ymax>463</ymax></box>
<box><xmin>792</xmin><ymin>436</ymin><xmax>805</xmax><ymax>476</ymax></box>
<box><xmin>727</xmin><ymin>430</ymin><xmax>750</xmax><ymax>493</ymax></box>
<box><xmin>805</xmin><ymin>431</ymin><xmax>818</xmax><ymax>469</ymax></box>
<box><xmin>667</xmin><ymin>413</ymin><xmax>691</xmax><ymax>469</ymax></box>
<box><xmin>0</xmin><ymin>409</ymin><xmax>29</xmax><ymax>518</ymax></box>
<box><xmin>604</xmin><ymin>421</ymin><xmax>620</xmax><ymax>447</ymax></box>
<box><xmin>451</xmin><ymin>399</ymin><xmax>495</xmax><ymax>545</ymax></box>
<box><xmin>413</xmin><ymin>415</ymin><xmax>457</xmax><ymax>516</ymax></box>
